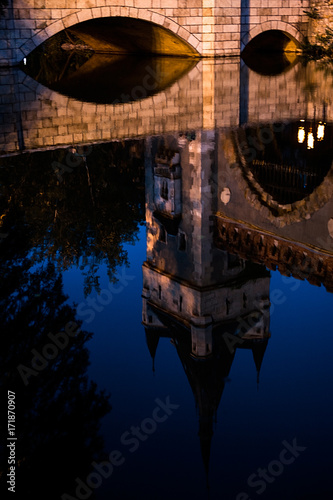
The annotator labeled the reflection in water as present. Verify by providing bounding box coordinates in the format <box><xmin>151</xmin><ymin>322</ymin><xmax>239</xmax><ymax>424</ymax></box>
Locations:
<box><xmin>141</xmin><ymin>132</ymin><xmax>268</xmax><ymax>485</ymax></box>
<box><xmin>241</xmin><ymin>30</ymin><xmax>299</xmax><ymax>76</ymax></box>
<box><xmin>241</xmin><ymin>50</ymin><xmax>299</xmax><ymax>76</ymax></box>
<box><xmin>47</xmin><ymin>54</ymin><xmax>197</xmax><ymax>104</ymax></box>
<box><xmin>1</xmin><ymin>130</ymin><xmax>333</xmax><ymax>498</ymax></box>
<box><xmin>0</xmin><ymin>142</ymin><xmax>145</xmax><ymax>294</ymax></box>
<box><xmin>22</xmin><ymin>30</ymin><xmax>197</xmax><ymax>104</ymax></box>
<box><xmin>0</xmin><ymin>252</ymin><xmax>111</xmax><ymax>499</ymax></box>
<box><xmin>236</xmin><ymin>121</ymin><xmax>333</xmax><ymax>205</ymax></box>
<box><xmin>141</xmin><ymin>129</ymin><xmax>333</xmax><ymax>491</ymax></box>
<box><xmin>0</xmin><ymin>142</ymin><xmax>146</xmax><ymax>498</ymax></box>
<box><xmin>1</xmin><ymin>56</ymin><xmax>333</xmax><ymax>499</ymax></box>
<box><xmin>2</xmin><ymin>57</ymin><xmax>333</xmax><ymax>156</ymax></box>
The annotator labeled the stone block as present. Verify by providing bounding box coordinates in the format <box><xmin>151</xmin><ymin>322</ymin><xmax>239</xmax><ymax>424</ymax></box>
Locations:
<box><xmin>77</xmin><ymin>8</ymin><xmax>93</xmax><ymax>22</ymax></box>
<box><xmin>63</xmin><ymin>12</ymin><xmax>79</xmax><ymax>28</ymax></box>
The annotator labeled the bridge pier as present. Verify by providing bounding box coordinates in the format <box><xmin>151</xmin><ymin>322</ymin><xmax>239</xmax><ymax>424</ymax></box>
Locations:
<box><xmin>0</xmin><ymin>0</ymin><xmax>310</xmax><ymax>67</ymax></box>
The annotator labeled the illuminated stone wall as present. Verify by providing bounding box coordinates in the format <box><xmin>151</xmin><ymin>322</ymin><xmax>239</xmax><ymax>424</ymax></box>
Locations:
<box><xmin>308</xmin><ymin>0</ymin><xmax>333</xmax><ymax>44</ymax></box>
<box><xmin>0</xmin><ymin>0</ymin><xmax>310</xmax><ymax>65</ymax></box>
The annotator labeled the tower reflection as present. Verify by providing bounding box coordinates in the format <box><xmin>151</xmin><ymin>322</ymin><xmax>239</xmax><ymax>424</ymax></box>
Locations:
<box><xmin>142</xmin><ymin>131</ymin><xmax>271</xmax><ymax>480</ymax></box>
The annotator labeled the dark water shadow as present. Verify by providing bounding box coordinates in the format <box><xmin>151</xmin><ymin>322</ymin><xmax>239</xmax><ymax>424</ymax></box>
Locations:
<box><xmin>50</xmin><ymin>53</ymin><xmax>198</xmax><ymax>104</ymax></box>
<box><xmin>241</xmin><ymin>30</ymin><xmax>300</xmax><ymax>76</ymax></box>
<box><xmin>241</xmin><ymin>49</ymin><xmax>300</xmax><ymax>76</ymax></box>
<box><xmin>21</xmin><ymin>31</ymin><xmax>198</xmax><ymax>104</ymax></box>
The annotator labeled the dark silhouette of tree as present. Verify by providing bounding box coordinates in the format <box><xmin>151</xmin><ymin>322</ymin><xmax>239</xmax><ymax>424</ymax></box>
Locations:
<box><xmin>0</xmin><ymin>247</ymin><xmax>111</xmax><ymax>499</ymax></box>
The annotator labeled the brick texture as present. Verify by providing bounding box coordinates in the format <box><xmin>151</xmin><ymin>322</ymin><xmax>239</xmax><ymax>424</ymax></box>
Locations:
<box><xmin>0</xmin><ymin>0</ymin><xmax>312</xmax><ymax>65</ymax></box>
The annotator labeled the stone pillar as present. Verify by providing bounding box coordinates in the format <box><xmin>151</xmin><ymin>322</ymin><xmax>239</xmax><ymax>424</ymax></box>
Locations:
<box><xmin>189</xmin><ymin>130</ymin><xmax>215</xmax><ymax>287</ymax></box>
<box><xmin>202</xmin><ymin>60</ymin><xmax>215</xmax><ymax>130</ymax></box>
<box><xmin>202</xmin><ymin>0</ymin><xmax>216</xmax><ymax>56</ymax></box>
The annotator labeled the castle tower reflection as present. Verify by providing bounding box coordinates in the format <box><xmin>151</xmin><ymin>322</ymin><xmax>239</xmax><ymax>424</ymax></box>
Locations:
<box><xmin>142</xmin><ymin>131</ymin><xmax>271</xmax><ymax>480</ymax></box>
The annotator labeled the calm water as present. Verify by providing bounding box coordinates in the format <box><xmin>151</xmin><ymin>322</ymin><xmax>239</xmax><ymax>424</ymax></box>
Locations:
<box><xmin>1</xmin><ymin>55</ymin><xmax>333</xmax><ymax>500</ymax></box>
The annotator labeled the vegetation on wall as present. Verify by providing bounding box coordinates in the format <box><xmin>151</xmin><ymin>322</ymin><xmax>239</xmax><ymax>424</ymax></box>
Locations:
<box><xmin>302</xmin><ymin>2</ymin><xmax>333</xmax><ymax>63</ymax></box>
<box><xmin>302</xmin><ymin>27</ymin><xmax>333</xmax><ymax>61</ymax></box>
<box><xmin>304</xmin><ymin>7</ymin><xmax>321</xmax><ymax>20</ymax></box>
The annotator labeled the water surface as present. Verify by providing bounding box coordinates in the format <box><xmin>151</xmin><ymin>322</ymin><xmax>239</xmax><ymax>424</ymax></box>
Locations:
<box><xmin>1</xmin><ymin>56</ymin><xmax>333</xmax><ymax>500</ymax></box>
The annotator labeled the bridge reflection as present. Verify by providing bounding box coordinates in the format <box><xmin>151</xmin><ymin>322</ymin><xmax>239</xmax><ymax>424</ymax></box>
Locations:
<box><xmin>1</xmin><ymin>58</ymin><xmax>333</xmax><ymax>155</ymax></box>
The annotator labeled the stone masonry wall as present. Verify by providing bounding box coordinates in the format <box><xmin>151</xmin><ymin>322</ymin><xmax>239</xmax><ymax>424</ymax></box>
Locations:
<box><xmin>0</xmin><ymin>0</ymin><xmax>310</xmax><ymax>65</ymax></box>
<box><xmin>308</xmin><ymin>0</ymin><xmax>333</xmax><ymax>44</ymax></box>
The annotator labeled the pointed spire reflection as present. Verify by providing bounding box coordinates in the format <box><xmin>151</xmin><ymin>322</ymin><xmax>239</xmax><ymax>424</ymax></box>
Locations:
<box><xmin>142</xmin><ymin>131</ymin><xmax>271</xmax><ymax>487</ymax></box>
<box><xmin>145</xmin><ymin>327</ymin><xmax>161</xmax><ymax>373</ymax></box>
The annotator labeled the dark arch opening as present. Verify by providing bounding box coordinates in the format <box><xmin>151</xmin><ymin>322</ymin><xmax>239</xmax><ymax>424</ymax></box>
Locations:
<box><xmin>21</xmin><ymin>18</ymin><xmax>199</xmax><ymax>104</ymax></box>
<box><xmin>242</xmin><ymin>30</ymin><xmax>300</xmax><ymax>75</ymax></box>
<box><xmin>67</xmin><ymin>17</ymin><xmax>198</xmax><ymax>56</ymax></box>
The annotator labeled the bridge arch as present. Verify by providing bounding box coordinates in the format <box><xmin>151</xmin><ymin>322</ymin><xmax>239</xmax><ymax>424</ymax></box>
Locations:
<box><xmin>241</xmin><ymin>21</ymin><xmax>304</xmax><ymax>53</ymax></box>
<box><xmin>18</xmin><ymin>7</ymin><xmax>201</xmax><ymax>61</ymax></box>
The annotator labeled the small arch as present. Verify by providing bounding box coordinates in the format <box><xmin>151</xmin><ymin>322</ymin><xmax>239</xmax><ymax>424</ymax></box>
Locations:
<box><xmin>18</xmin><ymin>8</ymin><xmax>201</xmax><ymax>59</ymax></box>
<box><xmin>241</xmin><ymin>24</ymin><xmax>302</xmax><ymax>74</ymax></box>
<box><xmin>242</xmin><ymin>21</ymin><xmax>304</xmax><ymax>51</ymax></box>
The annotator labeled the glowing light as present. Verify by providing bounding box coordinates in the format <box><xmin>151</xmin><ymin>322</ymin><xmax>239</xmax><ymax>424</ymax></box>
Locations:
<box><xmin>317</xmin><ymin>122</ymin><xmax>325</xmax><ymax>141</ymax></box>
<box><xmin>23</xmin><ymin>58</ymin><xmax>27</xmax><ymax>65</ymax></box>
<box><xmin>307</xmin><ymin>130</ymin><xmax>314</xmax><ymax>150</ymax></box>
<box><xmin>298</xmin><ymin>126</ymin><xmax>305</xmax><ymax>144</ymax></box>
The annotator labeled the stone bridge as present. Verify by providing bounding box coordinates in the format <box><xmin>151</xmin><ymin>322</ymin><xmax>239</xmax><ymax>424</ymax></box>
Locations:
<box><xmin>0</xmin><ymin>0</ymin><xmax>311</xmax><ymax>66</ymax></box>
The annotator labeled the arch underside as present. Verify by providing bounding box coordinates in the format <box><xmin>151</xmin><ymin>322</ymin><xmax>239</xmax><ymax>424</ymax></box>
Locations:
<box><xmin>17</xmin><ymin>11</ymin><xmax>307</xmax><ymax>61</ymax></box>
<box><xmin>68</xmin><ymin>17</ymin><xmax>198</xmax><ymax>56</ymax></box>
<box><xmin>243</xmin><ymin>21</ymin><xmax>303</xmax><ymax>52</ymax></box>
<box><xmin>19</xmin><ymin>11</ymin><xmax>200</xmax><ymax>60</ymax></box>
<box><xmin>241</xmin><ymin>23</ymin><xmax>303</xmax><ymax>73</ymax></box>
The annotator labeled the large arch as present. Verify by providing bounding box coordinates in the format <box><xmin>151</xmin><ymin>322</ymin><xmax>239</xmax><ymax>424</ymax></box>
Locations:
<box><xmin>17</xmin><ymin>7</ymin><xmax>202</xmax><ymax>61</ymax></box>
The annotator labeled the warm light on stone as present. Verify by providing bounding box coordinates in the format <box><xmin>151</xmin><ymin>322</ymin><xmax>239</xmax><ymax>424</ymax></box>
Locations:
<box><xmin>0</xmin><ymin>0</ymin><xmax>314</xmax><ymax>65</ymax></box>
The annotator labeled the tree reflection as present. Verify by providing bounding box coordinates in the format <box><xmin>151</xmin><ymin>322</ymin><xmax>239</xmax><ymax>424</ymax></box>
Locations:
<box><xmin>0</xmin><ymin>140</ymin><xmax>145</xmax><ymax>497</ymax></box>
<box><xmin>0</xmin><ymin>246</ymin><xmax>111</xmax><ymax>498</ymax></box>
<box><xmin>0</xmin><ymin>140</ymin><xmax>145</xmax><ymax>295</ymax></box>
